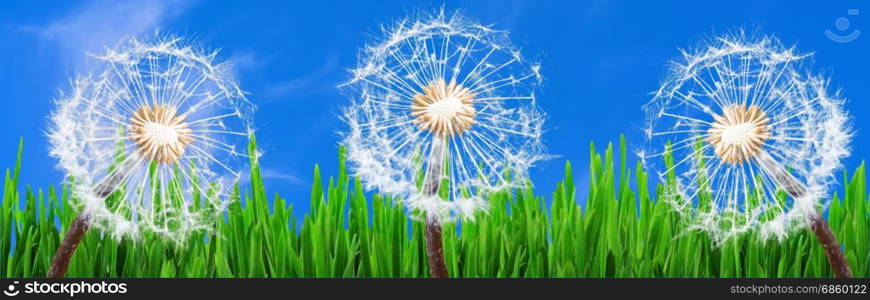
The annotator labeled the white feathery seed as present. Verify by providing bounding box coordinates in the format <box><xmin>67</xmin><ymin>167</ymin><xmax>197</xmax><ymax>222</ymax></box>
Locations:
<box><xmin>641</xmin><ymin>33</ymin><xmax>851</xmax><ymax>243</ymax></box>
<box><xmin>48</xmin><ymin>35</ymin><xmax>255</xmax><ymax>243</ymax></box>
<box><xmin>341</xmin><ymin>11</ymin><xmax>547</xmax><ymax>223</ymax></box>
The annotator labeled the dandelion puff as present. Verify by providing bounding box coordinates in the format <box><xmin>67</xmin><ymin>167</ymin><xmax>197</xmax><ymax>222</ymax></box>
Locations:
<box><xmin>340</xmin><ymin>10</ymin><xmax>546</xmax><ymax>277</ymax></box>
<box><xmin>341</xmin><ymin>10</ymin><xmax>546</xmax><ymax>223</ymax></box>
<box><xmin>48</xmin><ymin>34</ymin><xmax>255</xmax><ymax>246</ymax></box>
<box><xmin>642</xmin><ymin>32</ymin><xmax>853</xmax><ymax>277</ymax></box>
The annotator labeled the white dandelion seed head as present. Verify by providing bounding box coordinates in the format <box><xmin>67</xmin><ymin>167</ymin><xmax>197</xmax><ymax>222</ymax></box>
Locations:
<box><xmin>642</xmin><ymin>32</ymin><xmax>851</xmax><ymax>244</ymax></box>
<box><xmin>341</xmin><ymin>11</ymin><xmax>547</xmax><ymax>223</ymax></box>
<box><xmin>48</xmin><ymin>34</ymin><xmax>255</xmax><ymax>244</ymax></box>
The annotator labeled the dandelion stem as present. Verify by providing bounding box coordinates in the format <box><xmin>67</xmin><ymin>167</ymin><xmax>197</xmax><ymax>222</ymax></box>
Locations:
<box><xmin>47</xmin><ymin>213</ymin><xmax>89</xmax><ymax>278</ymax></box>
<box><xmin>809</xmin><ymin>213</ymin><xmax>854</xmax><ymax>278</ymax></box>
<box><xmin>756</xmin><ymin>150</ymin><xmax>853</xmax><ymax>278</ymax></box>
<box><xmin>48</xmin><ymin>158</ymin><xmax>130</xmax><ymax>278</ymax></box>
<box><xmin>423</xmin><ymin>136</ymin><xmax>449</xmax><ymax>278</ymax></box>
<box><xmin>425</xmin><ymin>222</ymin><xmax>448</xmax><ymax>278</ymax></box>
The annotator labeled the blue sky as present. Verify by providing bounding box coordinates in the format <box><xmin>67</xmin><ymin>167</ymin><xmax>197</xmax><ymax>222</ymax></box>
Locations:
<box><xmin>0</xmin><ymin>0</ymin><xmax>867</xmax><ymax>215</ymax></box>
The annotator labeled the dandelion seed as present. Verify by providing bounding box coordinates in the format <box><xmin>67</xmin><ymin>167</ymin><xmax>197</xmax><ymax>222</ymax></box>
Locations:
<box><xmin>341</xmin><ymin>11</ymin><xmax>546</xmax><ymax>277</ymax></box>
<box><xmin>48</xmin><ymin>35</ymin><xmax>255</xmax><ymax>249</ymax></box>
<box><xmin>128</xmin><ymin>104</ymin><xmax>195</xmax><ymax>165</ymax></box>
<box><xmin>706</xmin><ymin>105</ymin><xmax>771</xmax><ymax>165</ymax></box>
<box><xmin>411</xmin><ymin>79</ymin><xmax>477</xmax><ymax>136</ymax></box>
<box><xmin>643</xmin><ymin>32</ymin><xmax>853</xmax><ymax>277</ymax></box>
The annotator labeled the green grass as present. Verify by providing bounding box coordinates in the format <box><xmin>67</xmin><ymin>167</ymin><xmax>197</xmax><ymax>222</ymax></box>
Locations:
<box><xmin>1</xmin><ymin>136</ymin><xmax>868</xmax><ymax>278</ymax></box>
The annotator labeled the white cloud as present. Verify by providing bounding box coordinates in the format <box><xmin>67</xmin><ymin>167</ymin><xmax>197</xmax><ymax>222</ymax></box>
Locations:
<box><xmin>36</xmin><ymin>0</ymin><xmax>193</xmax><ymax>70</ymax></box>
<box><xmin>228</xmin><ymin>51</ymin><xmax>269</xmax><ymax>71</ymax></box>
<box><xmin>260</xmin><ymin>168</ymin><xmax>306</xmax><ymax>185</ymax></box>
<box><xmin>264</xmin><ymin>52</ymin><xmax>340</xmax><ymax>98</ymax></box>
<box><xmin>239</xmin><ymin>168</ymin><xmax>306</xmax><ymax>186</ymax></box>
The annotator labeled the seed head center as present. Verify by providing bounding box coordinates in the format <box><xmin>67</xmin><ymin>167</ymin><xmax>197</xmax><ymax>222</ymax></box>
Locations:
<box><xmin>706</xmin><ymin>105</ymin><xmax>771</xmax><ymax>165</ymax></box>
<box><xmin>143</xmin><ymin>122</ymin><xmax>180</xmax><ymax>146</ymax></box>
<box><xmin>720</xmin><ymin>122</ymin><xmax>756</xmax><ymax>146</ymax></box>
<box><xmin>426</xmin><ymin>96</ymin><xmax>465</xmax><ymax>120</ymax></box>
<box><xmin>411</xmin><ymin>79</ymin><xmax>476</xmax><ymax>137</ymax></box>
<box><xmin>129</xmin><ymin>104</ymin><xmax>194</xmax><ymax>165</ymax></box>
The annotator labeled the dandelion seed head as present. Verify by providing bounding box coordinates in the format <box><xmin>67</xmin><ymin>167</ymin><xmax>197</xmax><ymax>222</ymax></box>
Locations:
<box><xmin>642</xmin><ymin>32</ymin><xmax>851</xmax><ymax>244</ymax></box>
<box><xmin>129</xmin><ymin>104</ymin><xmax>194</xmax><ymax>164</ymax></box>
<box><xmin>48</xmin><ymin>34</ymin><xmax>255</xmax><ymax>244</ymax></box>
<box><xmin>341</xmin><ymin>11</ymin><xmax>546</xmax><ymax>222</ymax></box>
<box><xmin>411</xmin><ymin>79</ymin><xmax>477</xmax><ymax>137</ymax></box>
<box><xmin>707</xmin><ymin>105</ymin><xmax>771</xmax><ymax>164</ymax></box>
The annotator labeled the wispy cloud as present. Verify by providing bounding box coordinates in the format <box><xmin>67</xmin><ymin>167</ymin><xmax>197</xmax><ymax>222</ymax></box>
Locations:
<box><xmin>228</xmin><ymin>50</ymin><xmax>270</xmax><ymax>71</ymax></box>
<box><xmin>260</xmin><ymin>168</ymin><xmax>306</xmax><ymax>186</ymax></box>
<box><xmin>264</xmin><ymin>52</ymin><xmax>340</xmax><ymax>99</ymax></box>
<box><xmin>30</xmin><ymin>0</ymin><xmax>194</xmax><ymax>70</ymax></box>
<box><xmin>239</xmin><ymin>168</ymin><xmax>306</xmax><ymax>187</ymax></box>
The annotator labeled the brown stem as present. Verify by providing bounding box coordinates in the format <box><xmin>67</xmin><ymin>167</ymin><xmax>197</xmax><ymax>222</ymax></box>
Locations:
<box><xmin>756</xmin><ymin>151</ymin><xmax>853</xmax><ymax>278</ymax></box>
<box><xmin>47</xmin><ymin>213</ymin><xmax>89</xmax><ymax>278</ymax></box>
<box><xmin>422</xmin><ymin>136</ymin><xmax>449</xmax><ymax>278</ymax></box>
<box><xmin>809</xmin><ymin>212</ymin><xmax>853</xmax><ymax>278</ymax></box>
<box><xmin>47</xmin><ymin>155</ymin><xmax>131</xmax><ymax>278</ymax></box>
<box><xmin>425</xmin><ymin>222</ymin><xmax>449</xmax><ymax>278</ymax></box>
